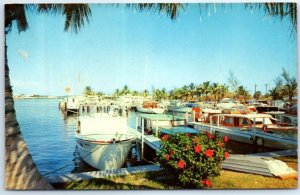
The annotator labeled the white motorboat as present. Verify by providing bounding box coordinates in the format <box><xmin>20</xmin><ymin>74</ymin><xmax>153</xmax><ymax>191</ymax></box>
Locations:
<box><xmin>191</xmin><ymin>113</ymin><xmax>297</xmax><ymax>150</ymax></box>
<box><xmin>75</xmin><ymin>113</ymin><xmax>136</xmax><ymax>170</ymax></box>
<box><xmin>136</xmin><ymin>106</ymin><xmax>165</xmax><ymax>114</ymax></box>
<box><xmin>136</xmin><ymin>101</ymin><xmax>165</xmax><ymax>114</ymax></box>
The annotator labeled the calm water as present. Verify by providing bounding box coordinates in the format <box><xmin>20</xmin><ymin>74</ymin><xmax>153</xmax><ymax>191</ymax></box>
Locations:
<box><xmin>14</xmin><ymin>98</ymin><xmax>141</xmax><ymax>176</ymax></box>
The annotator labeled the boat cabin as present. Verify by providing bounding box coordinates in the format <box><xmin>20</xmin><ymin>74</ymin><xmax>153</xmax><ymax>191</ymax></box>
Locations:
<box><xmin>210</xmin><ymin>114</ymin><xmax>275</xmax><ymax>129</ymax></box>
<box><xmin>137</xmin><ymin>113</ymin><xmax>187</xmax><ymax>135</ymax></box>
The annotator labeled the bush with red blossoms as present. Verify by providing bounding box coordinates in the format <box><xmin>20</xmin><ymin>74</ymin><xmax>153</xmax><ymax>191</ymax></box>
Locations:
<box><xmin>157</xmin><ymin>131</ymin><xmax>229</xmax><ymax>188</ymax></box>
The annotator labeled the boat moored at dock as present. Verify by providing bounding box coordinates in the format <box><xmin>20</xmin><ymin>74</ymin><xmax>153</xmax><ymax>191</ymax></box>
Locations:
<box><xmin>136</xmin><ymin>101</ymin><xmax>165</xmax><ymax>114</ymax></box>
<box><xmin>190</xmin><ymin>113</ymin><xmax>297</xmax><ymax>150</ymax></box>
<box><xmin>75</xmin><ymin>113</ymin><xmax>136</xmax><ymax>170</ymax></box>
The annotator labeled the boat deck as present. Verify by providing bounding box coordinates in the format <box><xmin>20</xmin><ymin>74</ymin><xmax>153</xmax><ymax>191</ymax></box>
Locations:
<box><xmin>129</xmin><ymin>127</ymin><xmax>161</xmax><ymax>151</ymax></box>
<box><xmin>138</xmin><ymin>113</ymin><xmax>185</xmax><ymax>121</ymax></box>
<box><xmin>159</xmin><ymin>126</ymin><xmax>199</xmax><ymax>135</ymax></box>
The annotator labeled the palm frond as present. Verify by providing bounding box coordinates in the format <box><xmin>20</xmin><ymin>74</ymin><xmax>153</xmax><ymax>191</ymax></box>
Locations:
<box><xmin>5</xmin><ymin>4</ymin><xmax>29</xmax><ymax>33</ymax></box>
<box><xmin>62</xmin><ymin>4</ymin><xmax>91</xmax><ymax>33</ymax></box>
<box><xmin>246</xmin><ymin>3</ymin><xmax>297</xmax><ymax>34</ymax></box>
<box><xmin>127</xmin><ymin>3</ymin><xmax>185</xmax><ymax>20</ymax></box>
<box><xmin>36</xmin><ymin>4</ymin><xmax>64</xmax><ymax>15</ymax></box>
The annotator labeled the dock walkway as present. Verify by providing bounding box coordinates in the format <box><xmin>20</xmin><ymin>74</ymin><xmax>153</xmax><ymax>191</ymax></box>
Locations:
<box><xmin>45</xmin><ymin>164</ymin><xmax>161</xmax><ymax>184</ymax></box>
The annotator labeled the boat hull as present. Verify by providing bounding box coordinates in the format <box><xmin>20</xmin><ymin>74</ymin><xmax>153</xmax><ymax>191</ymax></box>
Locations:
<box><xmin>75</xmin><ymin>134</ymin><xmax>135</xmax><ymax>170</ymax></box>
<box><xmin>192</xmin><ymin>123</ymin><xmax>297</xmax><ymax>150</ymax></box>
<box><xmin>136</xmin><ymin>107</ymin><xmax>165</xmax><ymax>114</ymax></box>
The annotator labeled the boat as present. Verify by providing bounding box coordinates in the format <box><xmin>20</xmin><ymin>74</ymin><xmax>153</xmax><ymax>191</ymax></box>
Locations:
<box><xmin>265</xmin><ymin>111</ymin><xmax>297</xmax><ymax>127</ymax></box>
<box><xmin>167</xmin><ymin>100</ymin><xmax>189</xmax><ymax>113</ymax></box>
<box><xmin>190</xmin><ymin>113</ymin><xmax>297</xmax><ymax>150</ymax></box>
<box><xmin>75</xmin><ymin>113</ymin><xmax>136</xmax><ymax>170</ymax></box>
<box><xmin>216</xmin><ymin>98</ymin><xmax>247</xmax><ymax>112</ymax></box>
<box><xmin>59</xmin><ymin>96</ymin><xmax>80</xmax><ymax>114</ymax></box>
<box><xmin>136</xmin><ymin>101</ymin><xmax>165</xmax><ymax>114</ymax></box>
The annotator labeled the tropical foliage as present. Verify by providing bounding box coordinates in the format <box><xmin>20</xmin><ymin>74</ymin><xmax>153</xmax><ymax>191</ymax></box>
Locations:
<box><xmin>157</xmin><ymin>132</ymin><xmax>229</xmax><ymax>188</ymax></box>
<box><xmin>268</xmin><ymin>69</ymin><xmax>297</xmax><ymax>104</ymax></box>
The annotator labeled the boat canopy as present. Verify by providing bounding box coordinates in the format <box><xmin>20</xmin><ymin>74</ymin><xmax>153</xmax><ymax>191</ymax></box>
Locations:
<box><xmin>79</xmin><ymin>113</ymin><xmax>128</xmax><ymax>135</ymax></box>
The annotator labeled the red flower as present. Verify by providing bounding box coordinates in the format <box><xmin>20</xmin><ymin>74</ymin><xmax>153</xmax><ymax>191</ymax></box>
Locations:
<box><xmin>224</xmin><ymin>151</ymin><xmax>229</xmax><ymax>159</ymax></box>
<box><xmin>177</xmin><ymin>159</ymin><xmax>186</xmax><ymax>169</ymax></box>
<box><xmin>186</xmin><ymin>133</ymin><xmax>191</xmax><ymax>138</ymax></box>
<box><xmin>194</xmin><ymin>145</ymin><xmax>202</xmax><ymax>154</ymax></box>
<box><xmin>201</xmin><ymin>179</ymin><xmax>212</xmax><ymax>187</ymax></box>
<box><xmin>205</xmin><ymin>149</ymin><xmax>214</xmax><ymax>158</ymax></box>
<box><xmin>169</xmin><ymin>150</ymin><xmax>174</xmax><ymax>156</ymax></box>
<box><xmin>161</xmin><ymin>134</ymin><xmax>169</xmax><ymax>141</ymax></box>
<box><xmin>165</xmin><ymin>154</ymin><xmax>170</xmax><ymax>161</ymax></box>
<box><xmin>223</xmin><ymin>136</ymin><xmax>229</xmax><ymax>143</ymax></box>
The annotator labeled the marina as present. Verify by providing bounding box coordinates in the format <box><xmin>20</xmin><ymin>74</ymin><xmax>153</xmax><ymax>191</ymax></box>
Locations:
<box><xmin>14</xmin><ymin>96</ymin><xmax>298</xmax><ymax>182</ymax></box>
<box><xmin>5</xmin><ymin>2</ymin><xmax>298</xmax><ymax>190</ymax></box>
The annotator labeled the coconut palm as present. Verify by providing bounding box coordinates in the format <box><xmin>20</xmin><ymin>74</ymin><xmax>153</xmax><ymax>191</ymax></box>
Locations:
<box><xmin>195</xmin><ymin>84</ymin><xmax>204</xmax><ymax>101</ymax></box>
<box><xmin>5</xmin><ymin>4</ymin><xmax>91</xmax><ymax>189</ymax></box>
<box><xmin>279</xmin><ymin>68</ymin><xmax>298</xmax><ymax>104</ymax></box>
<box><xmin>200</xmin><ymin>81</ymin><xmax>211</xmax><ymax>101</ymax></box>
<box><xmin>236</xmin><ymin>85</ymin><xmax>250</xmax><ymax>99</ymax></box>
<box><xmin>269</xmin><ymin>87</ymin><xmax>283</xmax><ymax>100</ymax></box>
<box><xmin>113</xmin><ymin>88</ymin><xmax>121</xmax><ymax>97</ymax></box>
<box><xmin>121</xmin><ymin>85</ymin><xmax>130</xmax><ymax>95</ymax></box>
<box><xmin>84</xmin><ymin>86</ymin><xmax>94</xmax><ymax>96</ymax></box>
<box><xmin>253</xmin><ymin>91</ymin><xmax>262</xmax><ymax>100</ymax></box>
<box><xmin>217</xmin><ymin>84</ymin><xmax>229</xmax><ymax>101</ymax></box>
<box><xmin>143</xmin><ymin>89</ymin><xmax>149</xmax><ymax>97</ymax></box>
<box><xmin>281</xmin><ymin>78</ymin><xmax>297</xmax><ymax>104</ymax></box>
<box><xmin>209</xmin><ymin>82</ymin><xmax>219</xmax><ymax>101</ymax></box>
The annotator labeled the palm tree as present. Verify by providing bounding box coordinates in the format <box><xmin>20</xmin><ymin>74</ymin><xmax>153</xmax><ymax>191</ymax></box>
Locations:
<box><xmin>84</xmin><ymin>86</ymin><xmax>94</xmax><ymax>96</ymax></box>
<box><xmin>281</xmin><ymin>78</ymin><xmax>297</xmax><ymax>104</ymax></box>
<box><xmin>143</xmin><ymin>89</ymin><xmax>149</xmax><ymax>97</ymax></box>
<box><xmin>253</xmin><ymin>91</ymin><xmax>262</xmax><ymax>100</ymax></box>
<box><xmin>217</xmin><ymin>84</ymin><xmax>229</xmax><ymax>101</ymax></box>
<box><xmin>121</xmin><ymin>85</ymin><xmax>130</xmax><ymax>95</ymax></box>
<box><xmin>209</xmin><ymin>82</ymin><xmax>219</xmax><ymax>101</ymax></box>
<box><xmin>5</xmin><ymin>4</ymin><xmax>91</xmax><ymax>189</ymax></box>
<box><xmin>113</xmin><ymin>88</ymin><xmax>121</xmax><ymax>97</ymax></box>
<box><xmin>195</xmin><ymin>84</ymin><xmax>204</xmax><ymax>101</ymax></box>
<box><xmin>187</xmin><ymin>83</ymin><xmax>197</xmax><ymax>100</ymax></box>
<box><xmin>236</xmin><ymin>85</ymin><xmax>250</xmax><ymax>99</ymax></box>
<box><xmin>201</xmin><ymin>81</ymin><xmax>211</xmax><ymax>101</ymax></box>
<box><xmin>269</xmin><ymin>87</ymin><xmax>282</xmax><ymax>100</ymax></box>
<box><xmin>279</xmin><ymin>68</ymin><xmax>298</xmax><ymax>104</ymax></box>
<box><xmin>160</xmin><ymin>88</ymin><xmax>169</xmax><ymax>100</ymax></box>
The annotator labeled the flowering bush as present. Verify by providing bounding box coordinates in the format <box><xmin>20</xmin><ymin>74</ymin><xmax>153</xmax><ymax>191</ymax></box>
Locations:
<box><xmin>157</xmin><ymin>131</ymin><xmax>229</xmax><ymax>188</ymax></box>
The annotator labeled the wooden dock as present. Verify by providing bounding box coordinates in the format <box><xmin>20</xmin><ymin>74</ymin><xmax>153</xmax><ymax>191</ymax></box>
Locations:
<box><xmin>45</xmin><ymin>164</ymin><xmax>161</xmax><ymax>184</ymax></box>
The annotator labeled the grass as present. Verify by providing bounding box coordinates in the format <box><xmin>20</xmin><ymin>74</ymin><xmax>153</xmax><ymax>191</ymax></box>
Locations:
<box><xmin>52</xmin><ymin>156</ymin><xmax>298</xmax><ymax>190</ymax></box>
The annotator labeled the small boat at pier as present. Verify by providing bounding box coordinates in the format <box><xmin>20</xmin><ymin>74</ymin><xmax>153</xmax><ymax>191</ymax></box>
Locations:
<box><xmin>75</xmin><ymin>113</ymin><xmax>136</xmax><ymax>170</ymax></box>
<box><xmin>59</xmin><ymin>97</ymin><xmax>80</xmax><ymax>114</ymax></box>
<box><xmin>136</xmin><ymin>101</ymin><xmax>165</xmax><ymax>114</ymax></box>
<box><xmin>190</xmin><ymin>113</ymin><xmax>297</xmax><ymax>150</ymax></box>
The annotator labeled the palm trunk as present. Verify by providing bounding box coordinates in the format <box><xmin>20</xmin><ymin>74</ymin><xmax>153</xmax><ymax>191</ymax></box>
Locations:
<box><xmin>5</xmin><ymin>41</ymin><xmax>53</xmax><ymax>189</ymax></box>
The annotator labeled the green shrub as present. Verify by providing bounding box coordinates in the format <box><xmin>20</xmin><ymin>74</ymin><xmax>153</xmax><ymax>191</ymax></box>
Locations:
<box><xmin>157</xmin><ymin>131</ymin><xmax>229</xmax><ymax>188</ymax></box>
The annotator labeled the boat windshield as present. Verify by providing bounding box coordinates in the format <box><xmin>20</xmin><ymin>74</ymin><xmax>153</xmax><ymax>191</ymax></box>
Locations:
<box><xmin>250</xmin><ymin>117</ymin><xmax>273</xmax><ymax>125</ymax></box>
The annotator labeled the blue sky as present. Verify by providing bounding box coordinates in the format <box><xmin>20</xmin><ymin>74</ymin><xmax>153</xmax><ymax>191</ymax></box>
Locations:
<box><xmin>6</xmin><ymin>3</ymin><xmax>298</xmax><ymax>96</ymax></box>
